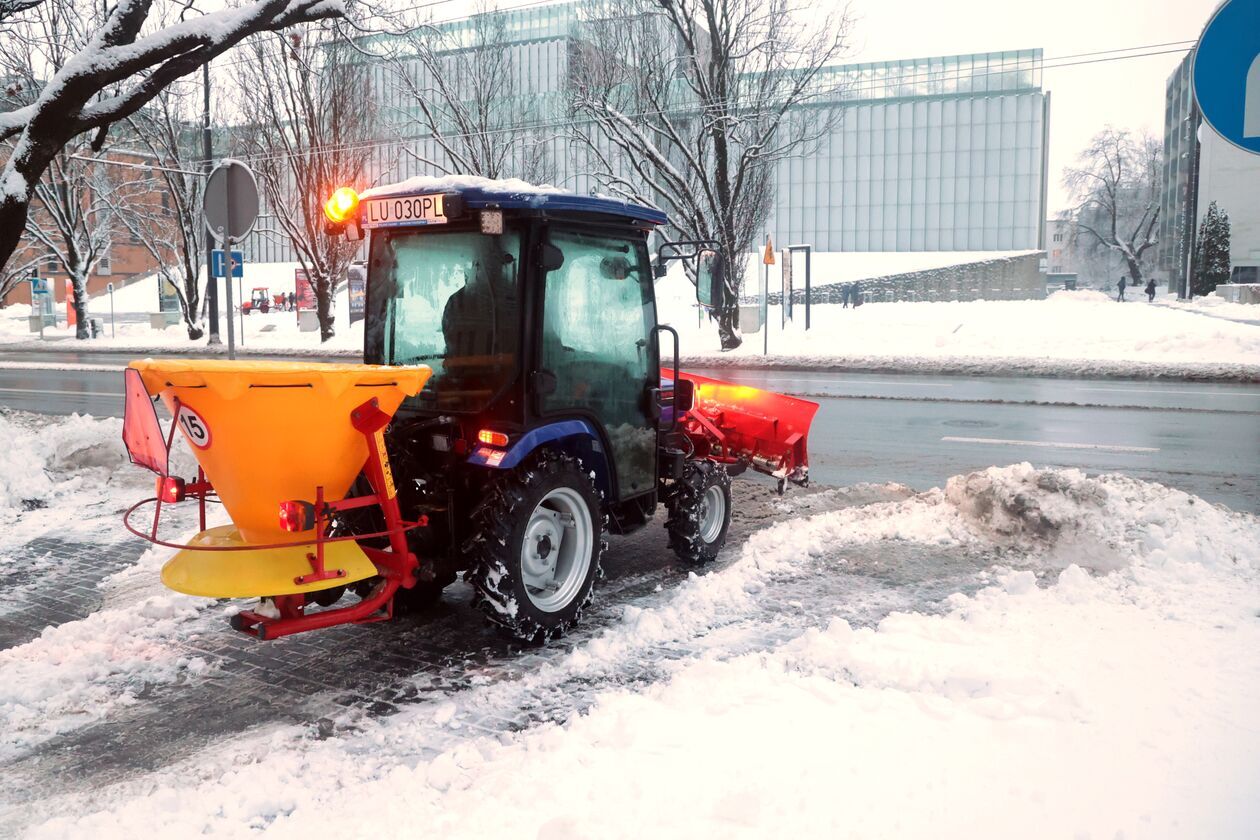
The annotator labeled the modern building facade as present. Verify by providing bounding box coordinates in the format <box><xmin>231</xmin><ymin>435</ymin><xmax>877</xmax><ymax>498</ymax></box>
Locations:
<box><xmin>1159</xmin><ymin>50</ymin><xmax>1260</xmax><ymax>293</ymax></box>
<box><xmin>244</xmin><ymin>3</ymin><xmax>1049</xmax><ymax>264</ymax></box>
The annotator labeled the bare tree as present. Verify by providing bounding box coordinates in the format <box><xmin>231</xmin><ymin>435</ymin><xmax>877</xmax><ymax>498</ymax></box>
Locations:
<box><xmin>1063</xmin><ymin>127</ymin><xmax>1163</xmax><ymax>289</ymax></box>
<box><xmin>0</xmin><ymin>0</ymin><xmax>343</xmax><ymax>283</ymax></box>
<box><xmin>377</xmin><ymin>4</ymin><xmax>555</xmax><ymax>182</ymax></box>
<box><xmin>237</xmin><ymin>24</ymin><xmax>375</xmax><ymax>341</ymax></box>
<box><xmin>0</xmin><ymin>250</ymin><xmax>42</xmax><ymax>303</ymax></box>
<box><xmin>24</xmin><ymin>145</ymin><xmax>126</xmax><ymax>336</ymax></box>
<box><xmin>116</xmin><ymin>84</ymin><xmax>206</xmax><ymax>339</ymax></box>
<box><xmin>570</xmin><ymin>0</ymin><xmax>851</xmax><ymax>349</ymax></box>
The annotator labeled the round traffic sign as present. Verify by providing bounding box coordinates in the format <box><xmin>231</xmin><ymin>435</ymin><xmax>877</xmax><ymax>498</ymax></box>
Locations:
<box><xmin>203</xmin><ymin>158</ymin><xmax>260</xmax><ymax>243</ymax></box>
<box><xmin>1192</xmin><ymin>0</ymin><xmax>1260</xmax><ymax>155</ymax></box>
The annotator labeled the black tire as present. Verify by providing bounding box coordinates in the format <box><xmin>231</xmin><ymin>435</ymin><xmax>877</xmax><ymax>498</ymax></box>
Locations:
<box><xmin>666</xmin><ymin>460</ymin><xmax>732</xmax><ymax>565</ymax></box>
<box><xmin>466</xmin><ymin>452</ymin><xmax>605</xmax><ymax>643</ymax></box>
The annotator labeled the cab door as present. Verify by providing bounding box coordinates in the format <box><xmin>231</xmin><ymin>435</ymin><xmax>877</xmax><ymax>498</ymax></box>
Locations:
<box><xmin>537</xmin><ymin>227</ymin><xmax>657</xmax><ymax>499</ymax></box>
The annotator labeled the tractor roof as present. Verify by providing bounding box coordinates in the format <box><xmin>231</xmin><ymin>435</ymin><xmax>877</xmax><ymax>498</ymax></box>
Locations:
<box><xmin>360</xmin><ymin>175</ymin><xmax>669</xmax><ymax>227</ymax></box>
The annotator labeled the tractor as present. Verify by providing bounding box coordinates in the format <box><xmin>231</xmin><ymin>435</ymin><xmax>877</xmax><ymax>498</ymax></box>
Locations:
<box><xmin>122</xmin><ymin>177</ymin><xmax>816</xmax><ymax>643</ymax></box>
<box><xmin>240</xmin><ymin>286</ymin><xmax>271</xmax><ymax>315</ymax></box>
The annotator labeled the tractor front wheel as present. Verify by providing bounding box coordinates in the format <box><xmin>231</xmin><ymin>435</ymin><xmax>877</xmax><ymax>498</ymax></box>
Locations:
<box><xmin>467</xmin><ymin>453</ymin><xmax>604</xmax><ymax>643</ymax></box>
<box><xmin>666</xmin><ymin>460</ymin><xmax>732</xmax><ymax>565</ymax></box>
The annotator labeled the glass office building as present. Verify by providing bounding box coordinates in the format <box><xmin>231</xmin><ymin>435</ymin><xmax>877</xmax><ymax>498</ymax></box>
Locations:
<box><xmin>771</xmin><ymin>51</ymin><xmax>1048</xmax><ymax>251</ymax></box>
<box><xmin>250</xmin><ymin>3</ymin><xmax>1048</xmax><ymax>260</ymax></box>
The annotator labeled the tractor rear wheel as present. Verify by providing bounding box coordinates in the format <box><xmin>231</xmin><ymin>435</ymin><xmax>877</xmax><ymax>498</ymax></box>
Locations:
<box><xmin>666</xmin><ymin>460</ymin><xmax>732</xmax><ymax>565</ymax></box>
<box><xmin>467</xmin><ymin>452</ymin><xmax>604</xmax><ymax>643</ymax></box>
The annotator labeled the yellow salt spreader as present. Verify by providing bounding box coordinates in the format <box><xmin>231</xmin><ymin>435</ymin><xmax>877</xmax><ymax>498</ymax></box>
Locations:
<box><xmin>122</xmin><ymin>359</ymin><xmax>431</xmax><ymax>639</ymax></box>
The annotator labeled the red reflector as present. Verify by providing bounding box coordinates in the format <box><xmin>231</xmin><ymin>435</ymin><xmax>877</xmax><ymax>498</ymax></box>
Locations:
<box><xmin>157</xmin><ymin>476</ymin><xmax>185</xmax><ymax>503</ymax></box>
<box><xmin>477</xmin><ymin>429</ymin><xmax>509</xmax><ymax>447</ymax></box>
<box><xmin>279</xmin><ymin>500</ymin><xmax>316</xmax><ymax>532</ymax></box>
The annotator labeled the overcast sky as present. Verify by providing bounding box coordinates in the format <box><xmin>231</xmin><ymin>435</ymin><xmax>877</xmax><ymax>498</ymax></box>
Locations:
<box><xmin>422</xmin><ymin>0</ymin><xmax>1223</xmax><ymax>215</ymax></box>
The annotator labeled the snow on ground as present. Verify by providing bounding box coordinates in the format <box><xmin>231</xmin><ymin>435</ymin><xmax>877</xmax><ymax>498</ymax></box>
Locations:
<box><xmin>2</xmin><ymin>258</ymin><xmax>1258</xmax><ymax>380</ymax></box>
<box><xmin>0</xmin><ymin>265</ymin><xmax>362</xmax><ymax>355</ymax></box>
<box><xmin>0</xmin><ymin>412</ymin><xmax>216</xmax><ymax>759</ymax></box>
<box><xmin>1156</xmin><ymin>293</ymin><xmax>1260</xmax><ymax>325</ymax></box>
<box><xmin>13</xmin><ymin>454</ymin><xmax>1259</xmax><ymax>838</ymax></box>
<box><xmin>657</xmin><ymin>273</ymin><xmax>1260</xmax><ymax>379</ymax></box>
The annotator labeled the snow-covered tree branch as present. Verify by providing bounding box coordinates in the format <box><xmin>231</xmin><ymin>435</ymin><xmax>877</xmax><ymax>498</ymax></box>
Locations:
<box><xmin>569</xmin><ymin>0</ymin><xmax>852</xmax><ymax>349</ymax></box>
<box><xmin>1063</xmin><ymin>127</ymin><xmax>1163</xmax><ymax>289</ymax></box>
<box><xmin>235</xmin><ymin>23</ymin><xmax>374</xmax><ymax>341</ymax></box>
<box><xmin>0</xmin><ymin>0</ymin><xmax>345</xmax><ymax>295</ymax></box>
<box><xmin>371</xmin><ymin>2</ymin><xmax>556</xmax><ymax>183</ymax></box>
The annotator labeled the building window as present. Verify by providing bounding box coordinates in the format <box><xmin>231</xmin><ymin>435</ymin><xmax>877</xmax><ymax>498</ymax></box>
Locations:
<box><xmin>1052</xmin><ymin>249</ymin><xmax>1061</xmax><ymax>258</ymax></box>
<box><xmin>98</xmin><ymin>246</ymin><xmax>112</xmax><ymax>275</ymax></box>
<box><xmin>45</xmin><ymin>254</ymin><xmax>58</xmax><ymax>273</ymax></box>
<box><xmin>1051</xmin><ymin>265</ymin><xmax>1063</xmax><ymax>273</ymax></box>
<box><xmin>1232</xmin><ymin>266</ymin><xmax>1258</xmax><ymax>284</ymax></box>
<box><xmin>1052</xmin><ymin>233</ymin><xmax>1063</xmax><ymax>242</ymax></box>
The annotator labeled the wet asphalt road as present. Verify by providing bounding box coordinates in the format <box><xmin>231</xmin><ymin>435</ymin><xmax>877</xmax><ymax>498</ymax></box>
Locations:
<box><xmin>2</xmin><ymin>351</ymin><xmax>1257</xmax><ymax>513</ymax></box>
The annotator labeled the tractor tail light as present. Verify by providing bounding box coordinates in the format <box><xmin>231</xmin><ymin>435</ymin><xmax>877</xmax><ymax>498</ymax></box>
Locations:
<box><xmin>157</xmin><ymin>476</ymin><xmax>186</xmax><ymax>503</ymax></box>
<box><xmin>279</xmin><ymin>500</ymin><xmax>317</xmax><ymax>532</ymax></box>
<box><xmin>477</xmin><ymin>429</ymin><xmax>509</xmax><ymax>447</ymax></box>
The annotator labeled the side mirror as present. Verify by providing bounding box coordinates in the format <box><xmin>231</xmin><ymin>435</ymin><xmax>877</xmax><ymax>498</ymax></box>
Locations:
<box><xmin>696</xmin><ymin>252</ymin><xmax>723</xmax><ymax>308</ymax></box>
<box><xmin>672</xmin><ymin>378</ymin><xmax>695</xmax><ymax>413</ymax></box>
<box><xmin>540</xmin><ymin>242</ymin><xmax>564</xmax><ymax>272</ymax></box>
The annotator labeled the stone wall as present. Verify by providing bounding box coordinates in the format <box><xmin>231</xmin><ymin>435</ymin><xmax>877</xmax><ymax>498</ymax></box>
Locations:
<box><xmin>764</xmin><ymin>252</ymin><xmax>1046</xmax><ymax>305</ymax></box>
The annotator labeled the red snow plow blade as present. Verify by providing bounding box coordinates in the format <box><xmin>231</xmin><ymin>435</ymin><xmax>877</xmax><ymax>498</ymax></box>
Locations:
<box><xmin>668</xmin><ymin>370</ymin><xmax>819</xmax><ymax>487</ymax></box>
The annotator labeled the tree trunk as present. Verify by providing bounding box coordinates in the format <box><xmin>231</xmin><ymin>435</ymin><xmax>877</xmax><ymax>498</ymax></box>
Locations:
<box><xmin>316</xmin><ymin>280</ymin><xmax>335</xmax><ymax>342</ymax></box>
<box><xmin>70</xmin><ymin>275</ymin><xmax>89</xmax><ymax>339</ymax></box>
<box><xmin>1124</xmin><ymin>256</ymin><xmax>1143</xmax><ymax>288</ymax></box>
<box><xmin>716</xmin><ymin>305</ymin><xmax>741</xmax><ymax>351</ymax></box>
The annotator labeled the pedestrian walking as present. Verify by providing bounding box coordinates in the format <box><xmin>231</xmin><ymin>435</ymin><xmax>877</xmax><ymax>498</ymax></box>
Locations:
<box><xmin>1116</xmin><ymin>276</ymin><xmax>1127</xmax><ymax>302</ymax></box>
<box><xmin>1145</xmin><ymin>279</ymin><xmax>1156</xmax><ymax>302</ymax></box>
<box><xmin>841</xmin><ymin>284</ymin><xmax>851</xmax><ymax>308</ymax></box>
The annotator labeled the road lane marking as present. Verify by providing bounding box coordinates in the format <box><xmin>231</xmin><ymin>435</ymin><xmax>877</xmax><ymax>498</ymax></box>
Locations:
<box><xmin>0</xmin><ymin>361</ymin><xmax>125</xmax><ymax>372</ymax></box>
<box><xmin>1076</xmin><ymin>386</ymin><xmax>1260</xmax><ymax>398</ymax></box>
<box><xmin>0</xmin><ymin>387</ymin><xmax>122</xmax><ymax>397</ymax></box>
<box><xmin>941</xmin><ymin>435</ymin><xmax>1160</xmax><ymax>454</ymax></box>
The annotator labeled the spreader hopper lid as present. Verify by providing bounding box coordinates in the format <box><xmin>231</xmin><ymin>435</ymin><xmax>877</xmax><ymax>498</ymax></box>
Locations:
<box><xmin>130</xmin><ymin>359</ymin><xmax>429</xmax><ymax>402</ymax></box>
<box><xmin>127</xmin><ymin>359</ymin><xmax>430</xmax><ymax>544</ymax></box>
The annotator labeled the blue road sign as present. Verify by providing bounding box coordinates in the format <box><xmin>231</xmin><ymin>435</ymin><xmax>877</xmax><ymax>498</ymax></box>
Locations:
<box><xmin>211</xmin><ymin>249</ymin><xmax>244</xmax><ymax>278</ymax></box>
<box><xmin>28</xmin><ymin>277</ymin><xmax>48</xmax><ymax>295</ymax></box>
<box><xmin>1193</xmin><ymin>0</ymin><xmax>1260</xmax><ymax>155</ymax></box>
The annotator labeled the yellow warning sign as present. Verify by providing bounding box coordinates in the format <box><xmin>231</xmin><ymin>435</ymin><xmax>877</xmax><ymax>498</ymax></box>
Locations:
<box><xmin>763</xmin><ymin>237</ymin><xmax>775</xmax><ymax>265</ymax></box>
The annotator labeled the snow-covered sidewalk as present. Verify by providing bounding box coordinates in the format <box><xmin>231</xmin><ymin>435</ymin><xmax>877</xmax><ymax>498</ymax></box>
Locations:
<box><xmin>5</xmin><ymin>276</ymin><xmax>1260</xmax><ymax>381</ymax></box>
<box><xmin>658</xmin><ymin>288</ymin><xmax>1260</xmax><ymax>381</ymax></box>
<box><xmin>3</xmin><ymin>412</ymin><xmax>1256</xmax><ymax>839</ymax></box>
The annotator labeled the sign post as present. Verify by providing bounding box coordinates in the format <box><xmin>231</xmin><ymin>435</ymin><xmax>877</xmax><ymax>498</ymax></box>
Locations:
<box><xmin>28</xmin><ymin>277</ymin><xmax>49</xmax><ymax>340</ymax></box>
<box><xmin>781</xmin><ymin>248</ymin><xmax>792</xmax><ymax>327</ymax></box>
<box><xmin>761</xmin><ymin>236</ymin><xmax>775</xmax><ymax>356</ymax></box>
<box><xmin>203</xmin><ymin>159</ymin><xmax>259</xmax><ymax>360</ymax></box>
<box><xmin>787</xmin><ymin>245</ymin><xmax>813</xmax><ymax>329</ymax></box>
<box><xmin>107</xmin><ymin>281</ymin><xmax>115</xmax><ymax>338</ymax></box>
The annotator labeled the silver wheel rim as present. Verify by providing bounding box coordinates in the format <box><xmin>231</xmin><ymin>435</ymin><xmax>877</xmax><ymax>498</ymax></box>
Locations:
<box><xmin>697</xmin><ymin>484</ymin><xmax>726</xmax><ymax>544</ymax></box>
<box><xmin>520</xmin><ymin>487</ymin><xmax>594</xmax><ymax>612</ymax></box>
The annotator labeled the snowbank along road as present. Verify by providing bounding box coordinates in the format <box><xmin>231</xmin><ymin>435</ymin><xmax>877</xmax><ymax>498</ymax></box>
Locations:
<box><xmin>0</xmin><ymin>409</ymin><xmax>1257</xmax><ymax>837</ymax></box>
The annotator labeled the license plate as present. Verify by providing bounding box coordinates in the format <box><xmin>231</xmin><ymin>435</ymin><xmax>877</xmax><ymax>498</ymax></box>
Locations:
<box><xmin>361</xmin><ymin>194</ymin><xmax>448</xmax><ymax>228</ymax></box>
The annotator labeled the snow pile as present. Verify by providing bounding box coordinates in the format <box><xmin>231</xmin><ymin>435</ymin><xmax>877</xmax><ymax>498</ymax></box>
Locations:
<box><xmin>23</xmin><ymin>466</ymin><xmax>1260</xmax><ymax>838</ymax></box>
<box><xmin>0</xmin><ymin>412</ymin><xmax>127</xmax><ymax>513</ymax></box>
<box><xmin>661</xmin><ymin>282</ymin><xmax>1260</xmax><ymax>380</ymax></box>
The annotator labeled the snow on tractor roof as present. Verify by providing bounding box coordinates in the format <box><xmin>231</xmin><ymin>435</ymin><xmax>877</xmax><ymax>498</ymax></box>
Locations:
<box><xmin>361</xmin><ymin>174</ymin><xmax>669</xmax><ymax>226</ymax></box>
